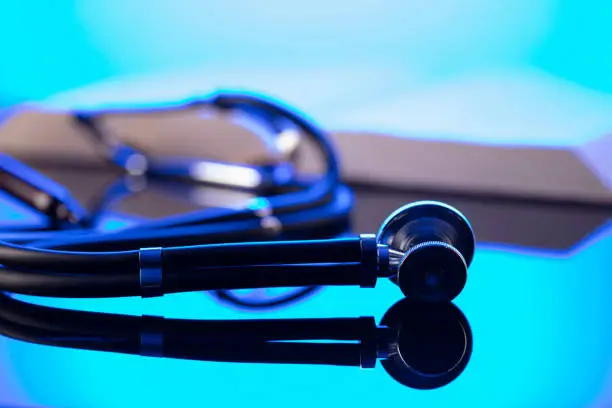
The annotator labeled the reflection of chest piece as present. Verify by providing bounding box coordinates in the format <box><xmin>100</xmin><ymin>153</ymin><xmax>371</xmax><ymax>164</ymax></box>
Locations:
<box><xmin>0</xmin><ymin>292</ymin><xmax>472</xmax><ymax>390</ymax></box>
<box><xmin>379</xmin><ymin>299</ymin><xmax>473</xmax><ymax>389</ymax></box>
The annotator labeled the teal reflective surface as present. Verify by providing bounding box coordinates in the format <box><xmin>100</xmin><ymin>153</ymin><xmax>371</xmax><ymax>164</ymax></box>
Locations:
<box><xmin>0</xmin><ymin>192</ymin><xmax>610</xmax><ymax>406</ymax></box>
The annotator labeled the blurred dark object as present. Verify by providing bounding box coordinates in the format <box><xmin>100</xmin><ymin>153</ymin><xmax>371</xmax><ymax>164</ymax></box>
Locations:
<box><xmin>2</xmin><ymin>74</ymin><xmax>612</xmax><ymax>207</ymax></box>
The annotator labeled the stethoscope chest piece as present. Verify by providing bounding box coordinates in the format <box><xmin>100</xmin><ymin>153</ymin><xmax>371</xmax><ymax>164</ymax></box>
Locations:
<box><xmin>377</xmin><ymin>201</ymin><xmax>476</xmax><ymax>302</ymax></box>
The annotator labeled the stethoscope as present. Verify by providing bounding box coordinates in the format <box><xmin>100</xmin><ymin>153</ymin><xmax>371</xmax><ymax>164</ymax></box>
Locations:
<box><xmin>0</xmin><ymin>92</ymin><xmax>475</xmax><ymax>305</ymax></box>
<box><xmin>0</xmin><ymin>292</ymin><xmax>472</xmax><ymax>390</ymax></box>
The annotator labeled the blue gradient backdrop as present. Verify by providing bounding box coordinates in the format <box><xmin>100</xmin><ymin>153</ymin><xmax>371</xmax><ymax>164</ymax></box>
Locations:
<box><xmin>1</xmin><ymin>2</ymin><xmax>612</xmax><ymax>406</ymax></box>
<box><xmin>1</xmin><ymin>1</ymin><xmax>612</xmax><ymax>101</ymax></box>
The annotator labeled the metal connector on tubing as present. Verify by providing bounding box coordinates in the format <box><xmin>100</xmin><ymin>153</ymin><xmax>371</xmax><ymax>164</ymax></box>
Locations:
<box><xmin>377</xmin><ymin>244</ymin><xmax>391</xmax><ymax>278</ymax></box>
<box><xmin>359</xmin><ymin>234</ymin><xmax>378</xmax><ymax>288</ymax></box>
<box><xmin>139</xmin><ymin>247</ymin><xmax>163</xmax><ymax>298</ymax></box>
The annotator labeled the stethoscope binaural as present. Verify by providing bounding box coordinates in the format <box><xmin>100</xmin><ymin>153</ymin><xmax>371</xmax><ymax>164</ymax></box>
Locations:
<box><xmin>0</xmin><ymin>92</ymin><xmax>475</xmax><ymax>303</ymax></box>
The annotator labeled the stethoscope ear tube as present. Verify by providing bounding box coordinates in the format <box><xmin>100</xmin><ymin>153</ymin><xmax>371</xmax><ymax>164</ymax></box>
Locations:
<box><xmin>72</xmin><ymin>92</ymin><xmax>340</xmax><ymax>190</ymax></box>
<box><xmin>0</xmin><ymin>154</ymin><xmax>87</xmax><ymax>229</ymax></box>
<box><xmin>28</xmin><ymin>184</ymin><xmax>354</xmax><ymax>251</ymax></box>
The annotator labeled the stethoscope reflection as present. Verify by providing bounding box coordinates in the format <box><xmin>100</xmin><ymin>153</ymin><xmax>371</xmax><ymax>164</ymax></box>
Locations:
<box><xmin>0</xmin><ymin>294</ymin><xmax>472</xmax><ymax>390</ymax></box>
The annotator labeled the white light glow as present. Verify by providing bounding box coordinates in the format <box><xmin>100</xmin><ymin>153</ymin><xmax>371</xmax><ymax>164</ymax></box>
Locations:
<box><xmin>275</xmin><ymin>129</ymin><xmax>301</xmax><ymax>156</ymax></box>
<box><xmin>189</xmin><ymin>161</ymin><xmax>262</xmax><ymax>189</ymax></box>
<box><xmin>188</xmin><ymin>186</ymin><xmax>254</xmax><ymax>208</ymax></box>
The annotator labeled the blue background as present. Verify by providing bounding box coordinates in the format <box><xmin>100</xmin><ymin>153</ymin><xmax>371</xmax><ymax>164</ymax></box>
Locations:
<box><xmin>3</xmin><ymin>1</ymin><xmax>612</xmax><ymax>151</ymax></box>
<box><xmin>1</xmin><ymin>1</ymin><xmax>612</xmax><ymax>101</ymax></box>
<box><xmin>1</xmin><ymin>1</ymin><xmax>612</xmax><ymax>406</ymax></box>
